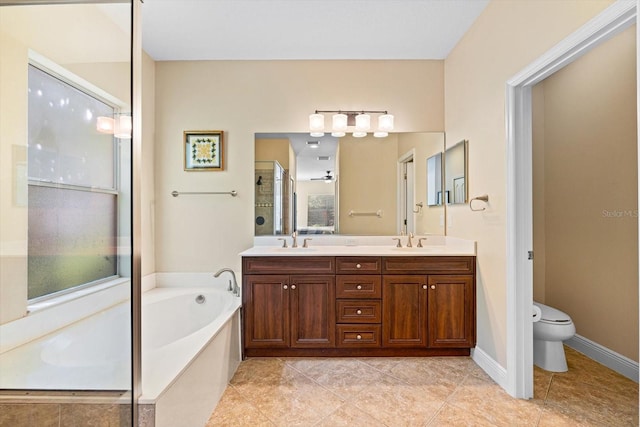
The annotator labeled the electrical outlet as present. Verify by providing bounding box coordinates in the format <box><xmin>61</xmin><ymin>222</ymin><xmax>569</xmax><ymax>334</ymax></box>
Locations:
<box><xmin>345</xmin><ymin>238</ymin><xmax>358</xmax><ymax>246</ymax></box>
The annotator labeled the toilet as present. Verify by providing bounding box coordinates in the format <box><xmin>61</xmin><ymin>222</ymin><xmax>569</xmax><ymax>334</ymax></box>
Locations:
<box><xmin>532</xmin><ymin>302</ymin><xmax>575</xmax><ymax>372</ymax></box>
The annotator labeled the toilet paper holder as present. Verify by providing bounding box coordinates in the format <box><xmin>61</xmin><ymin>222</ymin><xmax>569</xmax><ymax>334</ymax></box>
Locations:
<box><xmin>470</xmin><ymin>194</ymin><xmax>489</xmax><ymax>211</ymax></box>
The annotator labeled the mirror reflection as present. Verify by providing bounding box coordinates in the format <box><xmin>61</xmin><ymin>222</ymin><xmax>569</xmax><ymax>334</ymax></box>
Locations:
<box><xmin>255</xmin><ymin>132</ymin><xmax>445</xmax><ymax>236</ymax></box>
<box><xmin>426</xmin><ymin>152</ymin><xmax>443</xmax><ymax>206</ymax></box>
<box><xmin>445</xmin><ymin>139</ymin><xmax>468</xmax><ymax>205</ymax></box>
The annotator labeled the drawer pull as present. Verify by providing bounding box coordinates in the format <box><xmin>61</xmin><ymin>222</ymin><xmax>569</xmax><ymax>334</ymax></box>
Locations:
<box><xmin>356</xmin><ymin>309</ymin><xmax>362</xmax><ymax>315</ymax></box>
<box><xmin>356</xmin><ymin>284</ymin><xmax>362</xmax><ymax>290</ymax></box>
<box><xmin>283</xmin><ymin>285</ymin><xmax>288</xmax><ymax>290</ymax></box>
<box><xmin>356</xmin><ymin>263</ymin><xmax>362</xmax><ymax>269</ymax></box>
<box><xmin>422</xmin><ymin>285</ymin><xmax>427</xmax><ymax>290</ymax></box>
<box><xmin>291</xmin><ymin>284</ymin><xmax>296</xmax><ymax>290</ymax></box>
<box><xmin>356</xmin><ymin>334</ymin><xmax>362</xmax><ymax>340</ymax></box>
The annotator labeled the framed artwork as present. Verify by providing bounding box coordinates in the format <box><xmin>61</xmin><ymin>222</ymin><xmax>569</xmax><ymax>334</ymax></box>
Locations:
<box><xmin>184</xmin><ymin>130</ymin><xmax>224</xmax><ymax>171</ymax></box>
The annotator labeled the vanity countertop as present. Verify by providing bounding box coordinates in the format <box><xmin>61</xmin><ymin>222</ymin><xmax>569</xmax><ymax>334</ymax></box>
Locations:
<box><xmin>240</xmin><ymin>236</ymin><xmax>476</xmax><ymax>257</ymax></box>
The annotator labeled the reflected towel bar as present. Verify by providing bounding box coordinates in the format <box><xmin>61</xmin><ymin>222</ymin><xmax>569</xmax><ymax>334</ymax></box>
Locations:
<box><xmin>348</xmin><ymin>210</ymin><xmax>383</xmax><ymax>218</ymax></box>
<box><xmin>470</xmin><ymin>194</ymin><xmax>489</xmax><ymax>211</ymax></box>
<box><xmin>171</xmin><ymin>190</ymin><xmax>238</xmax><ymax>197</ymax></box>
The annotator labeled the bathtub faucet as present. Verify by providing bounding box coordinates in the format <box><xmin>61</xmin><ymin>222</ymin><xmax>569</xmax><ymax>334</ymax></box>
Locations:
<box><xmin>214</xmin><ymin>268</ymin><xmax>240</xmax><ymax>297</ymax></box>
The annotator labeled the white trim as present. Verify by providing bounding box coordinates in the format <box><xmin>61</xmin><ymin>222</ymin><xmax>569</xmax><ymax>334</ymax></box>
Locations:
<box><xmin>565</xmin><ymin>335</ymin><xmax>639</xmax><ymax>383</ymax></box>
<box><xmin>505</xmin><ymin>0</ymin><xmax>637</xmax><ymax>399</ymax></box>
<box><xmin>471</xmin><ymin>346</ymin><xmax>508</xmax><ymax>389</ymax></box>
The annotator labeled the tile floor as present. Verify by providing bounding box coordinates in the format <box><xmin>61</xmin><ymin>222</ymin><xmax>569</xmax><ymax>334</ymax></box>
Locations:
<box><xmin>206</xmin><ymin>347</ymin><xmax>638</xmax><ymax>426</ymax></box>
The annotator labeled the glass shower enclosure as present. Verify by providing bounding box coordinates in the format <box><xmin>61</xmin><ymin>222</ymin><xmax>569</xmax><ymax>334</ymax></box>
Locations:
<box><xmin>255</xmin><ymin>160</ymin><xmax>285</xmax><ymax>235</ymax></box>
<box><xmin>0</xmin><ymin>1</ymin><xmax>136</xmax><ymax>425</ymax></box>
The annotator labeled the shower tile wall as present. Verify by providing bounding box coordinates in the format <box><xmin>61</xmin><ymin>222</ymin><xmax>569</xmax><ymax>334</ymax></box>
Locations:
<box><xmin>255</xmin><ymin>169</ymin><xmax>274</xmax><ymax>235</ymax></box>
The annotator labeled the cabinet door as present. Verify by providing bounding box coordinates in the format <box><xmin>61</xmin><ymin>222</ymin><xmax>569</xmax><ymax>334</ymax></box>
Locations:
<box><xmin>244</xmin><ymin>275</ymin><xmax>290</xmax><ymax>348</ymax></box>
<box><xmin>290</xmin><ymin>275</ymin><xmax>336</xmax><ymax>348</ymax></box>
<box><xmin>427</xmin><ymin>275</ymin><xmax>475</xmax><ymax>348</ymax></box>
<box><xmin>382</xmin><ymin>275</ymin><xmax>428</xmax><ymax>347</ymax></box>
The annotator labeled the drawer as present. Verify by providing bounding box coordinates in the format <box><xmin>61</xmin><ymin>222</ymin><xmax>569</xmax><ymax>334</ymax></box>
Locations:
<box><xmin>336</xmin><ymin>325</ymin><xmax>381</xmax><ymax>348</ymax></box>
<box><xmin>336</xmin><ymin>300</ymin><xmax>381</xmax><ymax>323</ymax></box>
<box><xmin>382</xmin><ymin>256</ymin><xmax>475</xmax><ymax>275</ymax></box>
<box><xmin>243</xmin><ymin>256</ymin><xmax>335</xmax><ymax>274</ymax></box>
<box><xmin>336</xmin><ymin>257</ymin><xmax>381</xmax><ymax>274</ymax></box>
<box><xmin>336</xmin><ymin>275</ymin><xmax>382</xmax><ymax>299</ymax></box>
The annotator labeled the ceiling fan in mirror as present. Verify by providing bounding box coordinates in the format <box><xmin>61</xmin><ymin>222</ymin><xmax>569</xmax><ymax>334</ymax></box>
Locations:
<box><xmin>311</xmin><ymin>171</ymin><xmax>334</xmax><ymax>183</ymax></box>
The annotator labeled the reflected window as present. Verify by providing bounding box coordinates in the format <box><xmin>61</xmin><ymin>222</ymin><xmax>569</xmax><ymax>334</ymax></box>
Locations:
<box><xmin>307</xmin><ymin>195</ymin><xmax>335</xmax><ymax>229</ymax></box>
<box><xmin>27</xmin><ymin>64</ymin><xmax>119</xmax><ymax>300</ymax></box>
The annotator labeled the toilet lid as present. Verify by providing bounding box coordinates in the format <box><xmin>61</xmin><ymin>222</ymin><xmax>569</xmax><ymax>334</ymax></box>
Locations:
<box><xmin>534</xmin><ymin>302</ymin><xmax>572</xmax><ymax>323</ymax></box>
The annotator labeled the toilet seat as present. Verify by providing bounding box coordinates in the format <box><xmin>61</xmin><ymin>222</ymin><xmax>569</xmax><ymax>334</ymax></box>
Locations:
<box><xmin>534</xmin><ymin>302</ymin><xmax>572</xmax><ymax>324</ymax></box>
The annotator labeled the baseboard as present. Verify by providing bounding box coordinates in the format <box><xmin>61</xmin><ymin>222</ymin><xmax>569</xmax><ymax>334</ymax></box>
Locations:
<box><xmin>565</xmin><ymin>334</ymin><xmax>638</xmax><ymax>383</ymax></box>
<box><xmin>471</xmin><ymin>346</ymin><xmax>508</xmax><ymax>390</ymax></box>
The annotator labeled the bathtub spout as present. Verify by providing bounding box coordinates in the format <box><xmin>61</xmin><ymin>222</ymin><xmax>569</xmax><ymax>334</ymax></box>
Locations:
<box><xmin>214</xmin><ymin>268</ymin><xmax>240</xmax><ymax>297</ymax></box>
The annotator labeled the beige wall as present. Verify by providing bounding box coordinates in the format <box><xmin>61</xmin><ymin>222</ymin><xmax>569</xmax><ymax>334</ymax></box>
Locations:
<box><xmin>255</xmin><ymin>138</ymin><xmax>290</xmax><ymax>168</ymax></box>
<box><xmin>142</xmin><ymin>51</ymin><xmax>157</xmax><ymax>277</ymax></box>
<box><xmin>339</xmin><ymin>134</ymin><xmax>398</xmax><ymax>234</ymax></box>
<box><xmin>444</xmin><ymin>0</ymin><xmax>615</xmax><ymax>366</ymax></box>
<box><xmin>532</xmin><ymin>26</ymin><xmax>638</xmax><ymax>361</ymax></box>
<box><xmin>154</xmin><ymin>60</ymin><xmax>444</xmax><ymax>271</ymax></box>
<box><xmin>0</xmin><ymin>30</ymin><xmax>29</xmax><ymax>323</ymax></box>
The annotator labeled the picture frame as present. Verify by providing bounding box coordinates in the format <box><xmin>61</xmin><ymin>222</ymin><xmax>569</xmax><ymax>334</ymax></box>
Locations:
<box><xmin>184</xmin><ymin>130</ymin><xmax>224</xmax><ymax>171</ymax></box>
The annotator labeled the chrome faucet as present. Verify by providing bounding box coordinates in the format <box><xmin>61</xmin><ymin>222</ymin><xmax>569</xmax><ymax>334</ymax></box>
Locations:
<box><xmin>214</xmin><ymin>268</ymin><xmax>240</xmax><ymax>297</ymax></box>
<box><xmin>291</xmin><ymin>231</ymin><xmax>298</xmax><ymax>248</ymax></box>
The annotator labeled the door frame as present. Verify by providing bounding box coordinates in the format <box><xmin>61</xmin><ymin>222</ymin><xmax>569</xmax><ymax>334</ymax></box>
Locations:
<box><xmin>505</xmin><ymin>0</ymin><xmax>637</xmax><ymax>398</ymax></box>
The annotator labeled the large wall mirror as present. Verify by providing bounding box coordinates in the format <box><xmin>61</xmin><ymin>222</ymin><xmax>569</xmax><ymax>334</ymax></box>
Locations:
<box><xmin>255</xmin><ymin>132</ymin><xmax>446</xmax><ymax>236</ymax></box>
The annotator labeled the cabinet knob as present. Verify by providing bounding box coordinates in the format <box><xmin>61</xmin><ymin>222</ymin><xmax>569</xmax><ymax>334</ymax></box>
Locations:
<box><xmin>422</xmin><ymin>285</ymin><xmax>427</xmax><ymax>289</ymax></box>
<box><xmin>356</xmin><ymin>263</ymin><xmax>362</xmax><ymax>269</ymax></box>
<box><xmin>356</xmin><ymin>284</ymin><xmax>362</xmax><ymax>290</ymax></box>
<box><xmin>356</xmin><ymin>334</ymin><xmax>362</xmax><ymax>340</ymax></box>
<box><xmin>291</xmin><ymin>284</ymin><xmax>296</xmax><ymax>290</ymax></box>
<box><xmin>283</xmin><ymin>285</ymin><xmax>288</xmax><ymax>290</ymax></box>
<box><xmin>356</xmin><ymin>309</ymin><xmax>362</xmax><ymax>315</ymax></box>
<box><xmin>430</xmin><ymin>285</ymin><xmax>436</xmax><ymax>290</ymax></box>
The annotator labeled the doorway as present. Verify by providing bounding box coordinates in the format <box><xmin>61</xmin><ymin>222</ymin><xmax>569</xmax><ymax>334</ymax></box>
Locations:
<box><xmin>505</xmin><ymin>1</ymin><xmax>637</xmax><ymax>398</ymax></box>
<box><xmin>398</xmin><ymin>151</ymin><xmax>416</xmax><ymax>234</ymax></box>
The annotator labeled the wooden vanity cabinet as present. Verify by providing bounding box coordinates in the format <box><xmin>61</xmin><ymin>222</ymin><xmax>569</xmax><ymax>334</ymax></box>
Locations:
<box><xmin>243</xmin><ymin>257</ymin><xmax>336</xmax><ymax>353</ymax></box>
<box><xmin>382</xmin><ymin>257</ymin><xmax>476</xmax><ymax>349</ymax></box>
<box><xmin>242</xmin><ymin>255</ymin><xmax>476</xmax><ymax>357</ymax></box>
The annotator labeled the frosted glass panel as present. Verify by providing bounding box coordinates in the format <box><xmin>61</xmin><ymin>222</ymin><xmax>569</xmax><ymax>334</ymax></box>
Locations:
<box><xmin>28</xmin><ymin>65</ymin><xmax>115</xmax><ymax>189</ymax></box>
<box><xmin>28</xmin><ymin>186</ymin><xmax>117</xmax><ymax>299</ymax></box>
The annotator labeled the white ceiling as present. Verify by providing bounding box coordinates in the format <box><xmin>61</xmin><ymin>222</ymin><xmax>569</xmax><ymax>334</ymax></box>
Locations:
<box><xmin>142</xmin><ymin>1</ymin><xmax>489</xmax><ymax>181</ymax></box>
<box><xmin>141</xmin><ymin>0</ymin><xmax>489</xmax><ymax>61</ymax></box>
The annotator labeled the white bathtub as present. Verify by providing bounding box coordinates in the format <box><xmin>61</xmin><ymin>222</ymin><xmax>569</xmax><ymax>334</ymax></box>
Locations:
<box><xmin>0</xmin><ymin>274</ymin><xmax>242</xmax><ymax>426</ymax></box>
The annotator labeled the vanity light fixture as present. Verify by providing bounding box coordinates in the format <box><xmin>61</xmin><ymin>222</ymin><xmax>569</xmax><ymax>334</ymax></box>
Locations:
<box><xmin>96</xmin><ymin>113</ymin><xmax>132</xmax><ymax>139</ymax></box>
<box><xmin>309</xmin><ymin>110</ymin><xmax>394</xmax><ymax>138</ymax></box>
